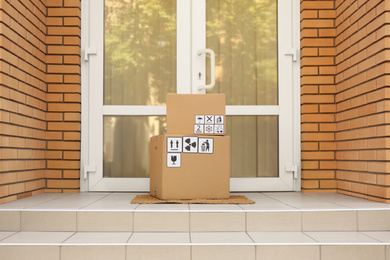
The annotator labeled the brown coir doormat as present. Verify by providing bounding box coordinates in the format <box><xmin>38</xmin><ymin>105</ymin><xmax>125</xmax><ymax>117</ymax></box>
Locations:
<box><xmin>131</xmin><ymin>195</ymin><xmax>255</xmax><ymax>204</ymax></box>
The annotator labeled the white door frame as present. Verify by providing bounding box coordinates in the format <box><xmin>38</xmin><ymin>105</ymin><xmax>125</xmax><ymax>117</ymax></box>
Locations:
<box><xmin>80</xmin><ymin>0</ymin><xmax>301</xmax><ymax>192</ymax></box>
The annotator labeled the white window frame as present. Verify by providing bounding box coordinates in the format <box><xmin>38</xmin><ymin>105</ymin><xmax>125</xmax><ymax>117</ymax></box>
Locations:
<box><xmin>80</xmin><ymin>0</ymin><xmax>301</xmax><ymax>192</ymax></box>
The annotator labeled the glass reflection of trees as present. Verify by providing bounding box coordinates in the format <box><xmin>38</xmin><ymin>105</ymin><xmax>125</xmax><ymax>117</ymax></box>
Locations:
<box><xmin>104</xmin><ymin>0</ymin><xmax>176</xmax><ymax>106</ymax></box>
<box><xmin>206</xmin><ymin>0</ymin><xmax>278</xmax><ymax>106</ymax></box>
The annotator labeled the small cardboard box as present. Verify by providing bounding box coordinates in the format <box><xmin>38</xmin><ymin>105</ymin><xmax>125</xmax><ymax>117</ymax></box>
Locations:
<box><xmin>150</xmin><ymin>134</ymin><xmax>230</xmax><ymax>200</ymax></box>
<box><xmin>167</xmin><ymin>94</ymin><xmax>226</xmax><ymax>135</ymax></box>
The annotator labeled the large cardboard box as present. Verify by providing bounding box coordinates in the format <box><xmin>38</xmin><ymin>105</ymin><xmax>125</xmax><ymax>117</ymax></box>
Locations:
<box><xmin>150</xmin><ymin>134</ymin><xmax>230</xmax><ymax>199</ymax></box>
<box><xmin>167</xmin><ymin>94</ymin><xmax>226</xmax><ymax>135</ymax></box>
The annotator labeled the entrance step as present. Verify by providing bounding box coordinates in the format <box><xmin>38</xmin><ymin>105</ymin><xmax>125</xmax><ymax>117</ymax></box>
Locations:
<box><xmin>0</xmin><ymin>231</ymin><xmax>389</xmax><ymax>259</ymax></box>
<box><xmin>0</xmin><ymin>192</ymin><xmax>389</xmax><ymax>232</ymax></box>
<box><xmin>0</xmin><ymin>192</ymin><xmax>389</xmax><ymax>259</ymax></box>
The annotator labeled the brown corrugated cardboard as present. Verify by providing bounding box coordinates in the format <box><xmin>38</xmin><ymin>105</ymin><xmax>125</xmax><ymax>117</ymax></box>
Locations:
<box><xmin>167</xmin><ymin>94</ymin><xmax>226</xmax><ymax>135</ymax></box>
<box><xmin>150</xmin><ymin>134</ymin><xmax>230</xmax><ymax>200</ymax></box>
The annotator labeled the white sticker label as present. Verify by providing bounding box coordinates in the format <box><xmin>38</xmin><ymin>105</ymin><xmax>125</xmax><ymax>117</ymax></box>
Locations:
<box><xmin>183</xmin><ymin>136</ymin><xmax>198</xmax><ymax>153</ymax></box>
<box><xmin>214</xmin><ymin>125</ymin><xmax>224</xmax><ymax>134</ymax></box>
<box><xmin>167</xmin><ymin>153</ymin><xmax>181</xmax><ymax>167</ymax></box>
<box><xmin>204</xmin><ymin>125</ymin><xmax>214</xmax><ymax>134</ymax></box>
<box><xmin>194</xmin><ymin>124</ymin><xmax>204</xmax><ymax>134</ymax></box>
<box><xmin>195</xmin><ymin>115</ymin><xmax>205</xmax><ymax>124</ymax></box>
<box><xmin>198</xmin><ymin>138</ymin><xmax>214</xmax><ymax>154</ymax></box>
<box><xmin>205</xmin><ymin>115</ymin><xmax>215</xmax><ymax>124</ymax></box>
<box><xmin>215</xmin><ymin>115</ymin><xmax>224</xmax><ymax>124</ymax></box>
<box><xmin>167</xmin><ymin>137</ymin><xmax>182</xmax><ymax>152</ymax></box>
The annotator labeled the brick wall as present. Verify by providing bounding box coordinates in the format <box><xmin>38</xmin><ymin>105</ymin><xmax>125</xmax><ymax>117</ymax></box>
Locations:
<box><xmin>301</xmin><ymin>0</ymin><xmax>390</xmax><ymax>203</ymax></box>
<box><xmin>0</xmin><ymin>0</ymin><xmax>81</xmax><ymax>203</ymax></box>
<box><xmin>301</xmin><ymin>0</ymin><xmax>338</xmax><ymax>193</ymax></box>
<box><xmin>335</xmin><ymin>0</ymin><xmax>390</xmax><ymax>202</ymax></box>
<box><xmin>45</xmin><ymin>0</ymin><xmax>81</xmax><ymax>193</ymax></box>
<box><xmin>0</xmin><ymin>0</ymin><xmax>47</xmax><ymax>203</ymax></box>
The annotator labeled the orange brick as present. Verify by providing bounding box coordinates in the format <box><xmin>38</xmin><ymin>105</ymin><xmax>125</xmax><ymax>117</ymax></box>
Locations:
<box><xmin>301</xmin><ymin>47</ymin><xmax>319</xmax><ymax>56</ymax></box>
<box><xmin>320</xmin><ymin>180</ymin><xmax>338</xmax><ymax>189</ymax></box>
<box><xmin>46</xmin><ymin>0</ymin><xmax>63</xmax><ymax>7</ymax></box>
<box><xmin>301</xmin><ymin>142</ymin><xmax>319</xmax><ymax>150</ymax></box>
<box><xmin>64</xmin><ymin>17</ymin><xmax>81</xmax><ymax>26</ymax></box>
<box><xmin>302</xmin><ymin>151</ymin><xmax>334</xmax><ymax>160</ymax></box>
<box><xmin>46</xmin><ymin>17</ymin><xmax>63</xmax><ymax>26</ymax></box>
<box><xmin>47</xmin><ymin>65</ymin><xmax>80</xmax><ymax>74</ymax></box>
<box><xmin>47</xmin><ymin>26</ymin><xmax>81</xmax><ymax>36</ymax></box>
<box><xmin>47</xmin><ymin>179</ymin><xmax>80</xmax><ymax>189</ymax></box>
<box><xmin>301</xmin><ymin>1</ymin><xmax>334</xmax><ymax>10</ymax></box>
<box><xmin>47</xmin><ymin>8</ymin><xmax>80</xmax><ymax>17</ymax></box>
<box><xmin>301</xmin><ymin>95</ymin><xmax>335</xmax><ymax>104</ymax></box>
<box><xmin>302</xmin><ymin>180</ymin><xmax>319</xmax><ymax>189</ymax></box>
<box><xmin>47</xmin><ymin>45</ymin><xmax>80</xmax><ymax>55</ymax></box>
<box><xmin>302</xmin><ymin>132</ymin><xmax>335</xmax><ymax>141</ymax></box>
<box><xmin>47</xmin><ymin>122</ymin><xmax>81</xmax><ymax>131</ymax></box>
<box><xmin>47</xmin><ymin>141</ymin><xmax>80</xmax><ymax>150</ymax></box>
<box><xmin>63</xmin><ymin>132</ymin><xmax>81</xmax><ymax>140</ymax></box>
<box><xmin>319</xmin><ymin>10</ymin><xmax>336</xmax><ymax>19</ymax></box>
<box><xmin>64</xmin><ymin>75</ymin><xmax>80</xmax><ymax>83</ymax></box>
<box><xmin>301</xmin><ymin>67</ymin><xmax>318</xmax><ymax>75</ymax></box>
<box><xmin>301</xmin><ymin>10</ymin><xmax>318</xmax><ymax>20</ymax></box>
<box><xmin>301</xmin><ymin>160</ymin><xmax>319</xmax><ymax>169</ymax></box>
<box><xmin>63</xmin><ymin>55</ymin><xmax>80</xmax><ymax>64</ymax></box>
<box><xmin>301</xmin><ymin>170</ymin><xmax>335</xmax><ymax>179</ymax></box>
<box><xmin>63</xmin><ymin>170</ymin><xmax>80</xmax><ymax>178</ymax></box>
<box><xmin>64</xmin><ymin>151</ymin><xmax>80</xmax><ymax>160</ymax></box>
<box><xmin>46</xmin><ymin>170</ymin><xmax>62</xmax><ymax>179</ymax></box>
<box><xmin>64</xmin><ymin>113</ymin><xmax>80</xmax><ymax>121</ymax></box>
<box><xmin>64</xmin><ymin>0</ymin><xmax>81</xmax><ymax>7</ymax></box>
<box><xmin>301</xmin><ymin>29</ymin><xmax>318</xmax><ymax>38</ymax></box>
<box><xmin>47</xmin><ymin>160</ymin><xmax>80</xmax><ymax>170</ymax></box>
<box><xmin>319</xmin><ymin>28</ymin><xmax>336</xmax><ymax>37</ymax></box>
<box><xmin>48</xmin><ymin>103</ymin><xmax>80</xmax><ymax>112</ymax></box>
<box><xmin>301</xmin><ymin>76</ymin><xmax>335</xmax><ymax>85</ymax></box>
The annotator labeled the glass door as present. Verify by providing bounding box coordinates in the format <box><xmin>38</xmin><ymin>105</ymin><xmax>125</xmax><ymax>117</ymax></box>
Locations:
<box><xmin>83</xmin><ymin>0</ymin><xmax>300</xmax><ymax>191</ymax></box>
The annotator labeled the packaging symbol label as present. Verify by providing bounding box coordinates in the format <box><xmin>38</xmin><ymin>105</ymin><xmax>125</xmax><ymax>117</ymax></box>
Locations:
<box><xmin>214</xmin><ymin>125</ymin><xmax>224</xmax><ymax>134</ymax></box>
<box><xmin>193</xmin><ymin>115</ymin><xmax>224</xmax><ymax>134</ymax></box>
<box><xmin>194</xmin><ymin>124</ymin><xmax>204</xmax><ymax>134</ymax></box>
<box><xmin>215</xmin><ymin>115</ymin><xmax>224</xmax><ymax>124</ymax></box>
<box><xmin>167</xmin><ymin>153</ymin><xmax>181</xmax><ymax>167</ymax></box>
<box><xmin>204</xmin><ymin>125</ymin><xmax>214</xmax><ymax>134</ymax></box>
<box><xmin>167</xmin><ymin>137</ymin><xmax>182</xmax><ymax>152</ymax></box>
<box><xmin>205</xmin><ymin>115</ymin><xmax>215</xmax><ymax>124</ymax></box>
<box><xmin>183</xmin><ymin>136</ymin><xmax>198</xmax><ymax>153</ymax></box>
<box><xmin>198</xmin><ymin>138</ymin><xmax>214</xmax><ymax>154</ymax></box>
<box><xmin>195</xmin><ymin>115</ymin><xmax>205</xmax><ymax>124</ymax></box>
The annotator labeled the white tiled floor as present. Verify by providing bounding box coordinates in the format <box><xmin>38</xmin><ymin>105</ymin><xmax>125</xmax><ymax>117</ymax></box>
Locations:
<box><xmin>1</xmin><ymin>192</ymin><xmax>390</xmax><ymax>211</ymax></box>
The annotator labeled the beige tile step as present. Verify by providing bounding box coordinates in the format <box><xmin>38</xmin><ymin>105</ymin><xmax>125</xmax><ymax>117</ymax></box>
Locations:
<box><xmin>0</xmin><ymin>192</ymin><xmax>390</xmax><ymax>232</ymax></box>
<box><xmin>0</xmin><ymin>231</ymin><xmax>389</xmax><ymax>260</ymax></box>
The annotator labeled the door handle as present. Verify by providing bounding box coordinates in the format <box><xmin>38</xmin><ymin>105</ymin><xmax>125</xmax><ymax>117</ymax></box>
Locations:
<box><xmin>197</xmin><ymin>49</ymin><xmax>215</xmax><ymax>91</ymax></box>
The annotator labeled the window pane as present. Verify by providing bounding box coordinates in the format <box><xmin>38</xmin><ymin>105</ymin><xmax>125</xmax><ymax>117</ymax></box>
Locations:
<box><xmin>104</xmin><ymin>0</ymin><xmax>176</xmax><ymax>105</ymax></box>
<box><xmin>206</xmin><ymin>0</ymin><xmax>278</xmax><ymax>105</ymax></box>
<box><xmin>227</xmin><ymin>116</ymin><xmax>279</xmax><ymax>177</ymax></box>
<box><xmin>103</xmin><ymin>116</ymin><xmax>165</xmax><ymax>178</ymax></box>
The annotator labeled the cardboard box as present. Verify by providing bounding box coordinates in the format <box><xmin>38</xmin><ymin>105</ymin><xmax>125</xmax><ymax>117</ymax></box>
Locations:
<box><xmin>167</xmin><ymin>94</ymin><xmax>226</xmax><ymax>135</ymax></box>
<box><xmin>150</xmin><ymin>134</ymin><xmax>230</xmax><ymax>200</ymax></box>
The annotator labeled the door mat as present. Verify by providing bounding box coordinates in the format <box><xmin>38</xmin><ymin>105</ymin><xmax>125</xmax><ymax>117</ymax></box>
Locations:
<box><xmin>131</xmin><ymin>194</ymin><xmax>255</xmax><ymax>204</ymax></box>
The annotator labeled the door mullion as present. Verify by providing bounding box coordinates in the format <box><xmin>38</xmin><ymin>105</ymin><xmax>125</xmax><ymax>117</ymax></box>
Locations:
<box><xmin>191</xmin><ymin>0</ymin><xmax>206</xmax><ymax>94</ymax></box>
<box><xmin>177</xmin><ymin>0</ymin><xmax>192</xmax><ymax>94</ymax></box>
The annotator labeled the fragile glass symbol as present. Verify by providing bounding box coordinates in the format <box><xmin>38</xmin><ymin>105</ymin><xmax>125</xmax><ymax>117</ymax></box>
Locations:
<box><xmin>171</xmin><ymin>155</ymin><xmax>177</xmax><ymax>165</ymax></box>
